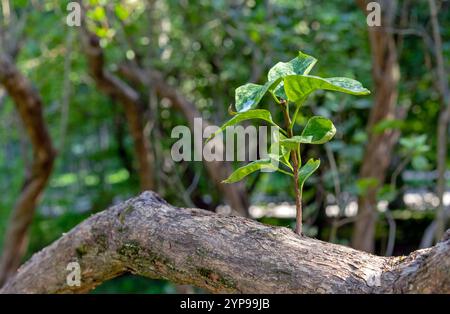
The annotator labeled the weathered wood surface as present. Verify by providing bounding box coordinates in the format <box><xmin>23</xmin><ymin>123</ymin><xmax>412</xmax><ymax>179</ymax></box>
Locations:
<box><xmin>1</xmin><ymin>192</ymin><xmax>449</xmax><ymax>294</ymax></box>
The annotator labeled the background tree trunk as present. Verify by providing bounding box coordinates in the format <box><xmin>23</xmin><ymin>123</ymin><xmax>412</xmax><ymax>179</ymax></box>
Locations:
<box><xmin>352</xmin><ymin>0</ymin><xmax>402</xmax><ymax>253</ymax></box>
<box><xmin>77</xmin><ymin>1</ymin><xmax>247</xmax><ymax>215</ymax></box>
<box><xmin>1</xmin><ymin>191</ymin><xmax>448</xmax><ymax>294</ymax></box>
<box><xmin>78</xmin><ymin>9</ymin><xmax>154</xmax><ymax>191</ymax></box>
<box><xmin>119</xmin><ymin>62</ymin><xmax>249</xmax><ymax>217</ymax></box>
<box><xmin>427</xmin><ymin>0</ymin><xmax>450</xmax><ymax>244</ymax></box>
<box><xmin>0</xmin><ymin>53</ymin><xmax>56</xmax><ymax>286</ymax></box>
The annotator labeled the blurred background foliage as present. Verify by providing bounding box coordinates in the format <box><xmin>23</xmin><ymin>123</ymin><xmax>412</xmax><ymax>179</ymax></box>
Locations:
<box><xmin>0</xmin><ymin>0</ymin><xmax>449</xmax><ymax>293</ymax></box>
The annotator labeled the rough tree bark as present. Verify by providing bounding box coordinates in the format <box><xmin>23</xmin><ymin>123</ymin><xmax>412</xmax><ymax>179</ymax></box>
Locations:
<box><xmin>1</xmin><ymin>191</ymin><xmax>449</xmax><ymax>294</ymax></box>
<box><xmin>352</xmin><ymin>0</ymin><xmax>402</xmax><ymax>253</ymax></box>
<box><xmin>78</xmin><ymin>8</ymin><xmax>154</xmax><ymax>191</ymax></box>
<box><xmin>119</xmin><ymin>63</ymin><xmax>249</xmax><ymax>217</ymax></box>
<box><xmin>0</xmin><ymin>53</ymin><xmax>56</xmax><ymax>286</ymax></box>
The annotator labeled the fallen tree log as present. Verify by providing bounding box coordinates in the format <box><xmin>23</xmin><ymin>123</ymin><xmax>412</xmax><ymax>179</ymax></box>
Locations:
<box><xmin>1</xmin><ymin>191</ymin><xmax>449</xmax><ymax>294</ymax></box>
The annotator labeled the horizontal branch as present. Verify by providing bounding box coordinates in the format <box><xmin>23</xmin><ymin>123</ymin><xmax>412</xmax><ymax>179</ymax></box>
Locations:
<box><xmin>1</xmin><ymin>192</ymin><xmax>449</xmax><ymax>294</ymax></box>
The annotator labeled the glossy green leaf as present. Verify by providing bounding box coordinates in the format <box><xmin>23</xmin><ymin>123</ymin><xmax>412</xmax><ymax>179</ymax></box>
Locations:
<box><xmin>268</xmin><ymin>51</ymin><xmax>317</xmax><ymax>81</ymax></box>
<box><xmin>301</xmin><ymin>116</ymin><xmax>336</xmax><ymax>144</ymax></box>
<box><xmin>280</xmin><ymin>116</ymin><xmax>336</xmax><ymax>146</ymax></box>
<box><xmin>222</xmin><ymin>159</ymin><xmax>292</xmax><ymax>183</ymax></box>
<box><xmin>208</xmin><ymin>109</ymin><xmax>280</xmax><ymax>142</ymax></box>
<box><xmin>280</xmin><ymin>135</ymin><xmax>312</xmax><ymax>149</ymax></box>
<box><xmin>267</xmin><ymin>153</ymin><xmax>293</xmax><ymax>172</ymax></box>
<box><xmin>284</xmin><ymin>75</ymin><xmax>370</xmax><ymax>103</ymax></box>
<box><xmin>298</xmin><ymin>158</ymin><xmax>321</xmax><ymax>190</ymax></box>
<box><xmin>235</xmin><ymin>78</ymin><xmax>281</xmax><ymax>112</ymax></box>
<box><xmin>268</xmin><ymin>51</ymin><xmax>317</xmax><ymax>100</ymax></box>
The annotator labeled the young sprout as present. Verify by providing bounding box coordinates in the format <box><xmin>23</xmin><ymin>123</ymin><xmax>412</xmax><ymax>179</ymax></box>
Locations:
<box><xmin>214</xmin><ymin>51</ymin><xmax>370</xmax><ymax>235</ymax></box>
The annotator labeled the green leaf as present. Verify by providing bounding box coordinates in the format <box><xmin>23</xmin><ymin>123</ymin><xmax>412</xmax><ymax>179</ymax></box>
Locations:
<box><xmin>284</xmin><ymin>75</ymin><xmax>370</xmax><ymax>103</ymax></box>
<box><xmin>267</xmin><ymin>153</ymin><xmax>293</xmax><ymax>172</ymax></box>
<box><xmin>235</xmin><ymin>78</ymin><xmax>281</xmax><ymax>112</ymax></box>
<box><xmin>268</xmin><ymin>51</ymin><xmax>318</xmax><ymax>100</ymax></box>
<box><xmin>301</xmin><ymin>116</ymin><xmax>336</xmax><ymax>144</ymax></box>
<box><xmin>208</xmin><ymin>109</ymin><xmax>280</xmax><ymax>142</ymax></box>
<box><xmin>222</xmin><ymin>159</ymin><xmax>291</xmax><ymax>184</ymax></box>
<box><xmin>90</xmin><ymin>6</ymin><xmax>107</xmax><ymax>22</ymax></box>
<box><xmin>115</xmin><ymin>4</ymin><xmax>130</xmax><ymax>21</ymax></box>
<box><xmin>411</xmin><ymin>155</ymin><xmax>430</xmax><ymax>170</ymax></box>
<box><xmin>298</xmin><ymin>159</ymin><xmax>321</xmax><ymax>190</ymax></box>
<box><xmin>280</xmin><ymin>136</ymin><xmax>310</xmax><ymax>150</ymax></box>
<box><xmin>268</xmin><ymin>51</ymin><xmax>317</xmax><ymax>81</ymax></box>
<box><xmin>399</xmin><ymin>135</ymin><xmax>429</xmax><ymax>155</ymax></box>
<box><xmin>399</xmin><ymin>135</ymin><xmax>427</xmax><ymax>149</ymax></box>
<box><xmin>377</xmin><ymin>185</ymin><xmax>397</xmax><ymax>202</ymax></box>
<box><xmin>280</xmin><ymin>116</ymin><xmax>336</xmax><ymax>147</ymax></box>
<box><xmin>269</xmin><ymin>131</ymin><xmax>292</xmax><ymax>170</ymax></box>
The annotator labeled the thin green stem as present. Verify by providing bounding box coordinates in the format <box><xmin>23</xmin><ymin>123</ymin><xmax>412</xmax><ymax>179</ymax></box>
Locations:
<box><xmin>290</xmin><ymin>104</ymin><xmax>301</xmax><ymax>132</ymax></box>
<box><xmin>280</xmin><ymin>100</ymin><xmax>303</xmax><ymax>235</ymax></box>
<box><xmin>270</xmin><ymin>91</ymin><xmax>281</xmax><ymax>104</ymax></box>
<box><xmin>268</xmin><ymin>93</ymin><xmax>289</xmax><ymax>137</ymax></box>
<box><xmin>277</xmin><ymin>127</ymin><xmax>289</xmax><ymax>137</ymax></box>
<box><xmin>290</xmin><ymin>102</ymin><xmax>303</xmax><ymax>167</ymax></box>
<box><xmin>276</xmin><ymin>168</ymin><xmax>294</xmax><ymax>177</ymax></box>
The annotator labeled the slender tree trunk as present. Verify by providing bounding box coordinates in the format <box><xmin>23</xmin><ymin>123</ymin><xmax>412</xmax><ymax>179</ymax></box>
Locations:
<box><xmin>428</xmin><ymin>0</ymin><xmax>450</xmax><ymax>243</ymax></box>
<box><xmin>78</xmin><ymin>6</ymin><xmax>154</xmax><ymax>191</ymax></box>
<box><xmin>1</xmin><ymin>192</ymin><xmax>449</xmax><ymax>294</ymax></box>
<box><xmin>0</xmin><ymin>53</ymin><xmax>56</xmax><ymax>286</ymax></box>
<box><xmin>118</xmin><ymin>63</ymin><xmax>249</xmax><ymax>216</ymax></box>
<box><xmin>58</xmin><ymin>31</ymin><xmax>73</xmax><ymax>152</ymax></box>
<box><xmin>352</xmin><ymin>0</ymin><xmax>401</xmax><ymax>253</ymax></box>
<box><xmin>78</xmin><ymin>0</ymin><xmax>245</xmax><ymax>213</ymax></box>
